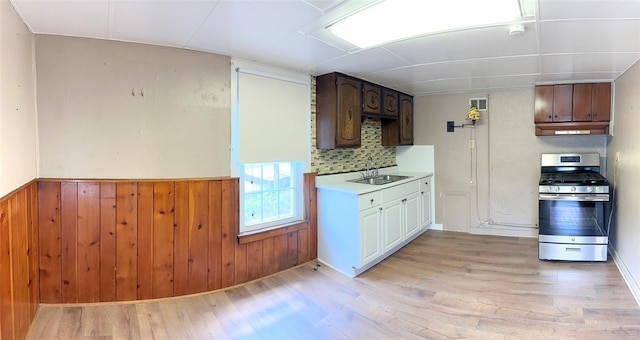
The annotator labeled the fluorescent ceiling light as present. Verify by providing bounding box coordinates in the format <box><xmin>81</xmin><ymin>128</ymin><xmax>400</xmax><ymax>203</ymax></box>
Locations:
<box><xmin>329</xmin><ymin>0</ymin><xmax>523</xmax><ymax>48</ymax></box>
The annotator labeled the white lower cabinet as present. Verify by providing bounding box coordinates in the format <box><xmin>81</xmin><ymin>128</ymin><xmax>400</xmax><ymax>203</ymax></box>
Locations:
<box><xmin>404</xmin><ymin>192</ymin><xmax>420</xmax><ymax>238</ymax></box>
<box><xmin>318</xmin><ymin>174</ymin><xmax>433</xmax><ymax>277</ymax></box>
<box><xmin>382</xmin><ymin>199</ymin><xmax>403</xmax><ymax>252</ymax></box>
<box><xmin>419</xmin><ymin>176</ymin><xmax>432</xmax><ymax>227</ymax></box>
<box><xmin>360</xmin><ymin>206</ymin><xmax>382</xmax><ymax>264</ymax></box>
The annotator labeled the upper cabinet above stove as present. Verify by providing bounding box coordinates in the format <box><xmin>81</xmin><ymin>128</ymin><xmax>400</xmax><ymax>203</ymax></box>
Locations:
<box><xmin>534</xmin><ymin>83</ymin><xmax>612</xmax><ymax>136</ymax></box>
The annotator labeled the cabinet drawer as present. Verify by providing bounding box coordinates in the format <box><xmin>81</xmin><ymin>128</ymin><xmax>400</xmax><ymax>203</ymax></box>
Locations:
<box><xmin>539</xmin><ymin>243</ymin><xmax>607</xmax><ymax>261</ymax></box>
<box><xmin>381</xmin><ymin>181</ymin><xmax>418</xmax><ymax>203</ymax></box>
<box><xmin>419</xmin><ymin>176</ymin><xmax>431</xmax><ymax>192</ymax></box>
<box><xmin>359</xmin><ymin>191</ymin><xmax>381</xmax><ymax>210</ymax></box>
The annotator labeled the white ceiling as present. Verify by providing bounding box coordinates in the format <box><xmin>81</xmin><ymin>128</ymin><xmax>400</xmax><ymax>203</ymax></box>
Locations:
<box><xmin>9</xmin><ymin>0</ymin><xmax>640</xmax><ymax>96</ymax></box>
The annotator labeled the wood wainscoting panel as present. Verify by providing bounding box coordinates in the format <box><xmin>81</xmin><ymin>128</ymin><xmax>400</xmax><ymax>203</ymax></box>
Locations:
<box><xmin>37</xmin><ymin>181</ymin><xmax>61</xmax><ymax>304</ymax></box>
<box><xmin>0</xmin><ymin>199</ymin><xmax>13</xmax><ymax>340</ymax></box>
<box><xmin>220</xmin><ymin>179</ymin><xmax>236</xmax><ymax>289</ymax></box>
<box><xmin>207</xmin><ymin>180</ymin><xmax>223</xmax><ymax>291</ymax></box>
<box><xmin>187</xmin><ymin>180</ymin><xmax>209</xmax><ymax>294</ymax></box>
<box><xmin>60</xmin><ymin>182</ymin><xmax>79</xmax><ymax>303</ymax></box>
<box><xmin>76</xmin><ymin>182</ymin><xmax>101</xmax><ymax>303</ymax></box>
<box><xmin>136</xmin><ymin>182</ymin><xmax>154</xmax><ymax>300</ymax></box>
<box><xmin>98</xmin><ymin>182</ymin><xmax>117</xmax><ymax>302</ymax></box>
<box><xmin>0</xmin><ymin>182</ymin><xmax>40</xmax><ymax>340</ymax></box>
<box><xmin>10</xmin><ymin>189</ymin><xmax>31</xmax><ymax>338</ymax></box>
<box><xmin>173</xmin><ymin>181</ymin><xmax>190</xmax><ymax>296</ymax></box>
<box><xmin>152</xmin><ymin>181</ymin><xmax>175</xmax><ymax>299</ymax></box>
<box><xmin>36</xmin><ymin>174</ymin><xmax>317</xmax><ymax>303</ymax></box>
<box><xmin>27</xmin><ymin>183</ymin><xmax>40</xmax><ymax>322</ymax></box>
<box><xmin>115</xmin><ymin>183</ymin><xmax>138</xmax><ymax>301</ymax></box>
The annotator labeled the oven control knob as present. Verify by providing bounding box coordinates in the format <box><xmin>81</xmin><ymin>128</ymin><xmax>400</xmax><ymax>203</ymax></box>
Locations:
<box><xmin>571</xmin><ymin>186</ymin><xmax>576</xmax><ymax>192</ymax></box>
<box><xmin>587</xmin><ymin>186</ymin><xmax>594</xmax><ymax>193</ymax></box>
<box><xmin>554</xmin><ymin>186</ymin><xmax>560</xmax><ymax>192</ymax></box>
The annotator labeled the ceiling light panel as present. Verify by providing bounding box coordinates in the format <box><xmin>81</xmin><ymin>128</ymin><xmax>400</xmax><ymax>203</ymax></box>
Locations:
<box><xmin>328</xmin><ymin>0</ymin><xmax>523</xmax><ymax>48</ymax></box>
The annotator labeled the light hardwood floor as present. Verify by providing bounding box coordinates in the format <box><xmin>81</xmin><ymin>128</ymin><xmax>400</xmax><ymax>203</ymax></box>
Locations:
<box><xmin>27</xmin><ymin>230</ymin><xmax>640</xmax><ymax>339</ymax></box>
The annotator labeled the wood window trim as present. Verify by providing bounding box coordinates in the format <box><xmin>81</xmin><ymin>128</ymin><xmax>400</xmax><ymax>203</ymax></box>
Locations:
<box><xmin>237</xmin><ymin>220</ymin><xmax>309</xmax><ymax>244</ymax></box>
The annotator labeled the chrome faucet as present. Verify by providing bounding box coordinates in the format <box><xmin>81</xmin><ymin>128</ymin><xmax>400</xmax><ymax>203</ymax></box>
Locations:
<box><xmin>362</xmin><ymin>155</ymin><xmax>378</xmax><ymax>179</ymax></box>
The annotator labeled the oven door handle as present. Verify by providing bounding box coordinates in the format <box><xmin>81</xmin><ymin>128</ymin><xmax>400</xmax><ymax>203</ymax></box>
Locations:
<box><xmin>538</xmin><ymin>194</ymin><xmax>609</xmax><ymax>202</ymax></box>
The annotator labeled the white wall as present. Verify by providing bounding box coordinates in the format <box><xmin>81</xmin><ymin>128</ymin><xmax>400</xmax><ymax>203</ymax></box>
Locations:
<box><xmin>35</xmin><ymin>35</ymin><xmax>231</xmax><ymax>179</ymax></box>
<box><xmin>606</xmin><ymin>59</ymin><xmax>640</xmax><ymax>302</ymax></box>
<box><xmin>414</xmin><ymin>89</ymin><xmax>607</xmax><ymax>237</ymax></box>
<box><xmin>0</xmin><ymin>1</ymin><xmax>37</xmax><ymax>197</ymax></box>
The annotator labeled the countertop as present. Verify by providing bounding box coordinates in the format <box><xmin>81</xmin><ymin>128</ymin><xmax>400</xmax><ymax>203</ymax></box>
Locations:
<box><xmin>315</xmin><ymin>166</ymin><xmax>433</xmax><ymax>195</ymax></box>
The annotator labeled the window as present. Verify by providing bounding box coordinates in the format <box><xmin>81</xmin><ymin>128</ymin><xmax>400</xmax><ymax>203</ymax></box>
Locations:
<box><xmin>240</xmin><ymin>161</ymin><xmax>303</xmax><ymax>233</ymax></box>
<box><xmin>231</xmin><ymin>60</ymin><xmax>311</xmax><ymax>234</ymax></box>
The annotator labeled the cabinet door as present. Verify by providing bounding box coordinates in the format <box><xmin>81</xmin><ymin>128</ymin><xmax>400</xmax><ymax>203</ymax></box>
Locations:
<box><xmin>362</xmin><ymin>82</ymin><xmax>381</xmax><ymax>116</ymax></box>
<box><xmin>552</xmin><ymin>84</ymin><xmax>573</xmax><ymax>122</ymax></box>
<box><xmin>420</xmin><ymin>178</ymin><xmax>432</xmax><ymax>228</ymax></box>
<box><xmin>398</xmin><ymin>94</ymin><xmax>414</xmax><ymax>145</ymax></box>
<box><xmin>382</xmin><ymin>200</ymin><xmax>403</xmax><ymax>252</ymax></box>
<box><xmin>534</xmin><ymin>85</ymin><xmax>554</xmax><ymax>123</ymax></box>
<box><xmin>572</xmin><ymin>83</ymin><xmax>593</xmax><ymax>122</ymax></box>
<box><xmin>404</xmin><ymin>193</ymin><xmax>420</xmax><ymax>238</ymax></box>
<box><xmin>592</xmin><ymin>83</ymin><xmax>611</xmax><ymax>122</ymax></box>
<box><xmin>360</xmin><ymin>207</ymin><xmax>382</xmax><ymax>265</ymax></box>
<box><xmin>382</xmin><ymin>88</ymin><xmax>399</xmax><ymax>118</ymax></box>
<box><xmin>336</xmin><ymin>75</ymin><xmax>362</xmax><ymax>147</ymax></box>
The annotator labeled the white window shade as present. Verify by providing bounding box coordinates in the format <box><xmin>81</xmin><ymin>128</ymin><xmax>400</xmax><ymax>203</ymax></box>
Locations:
<box><xmin>237</xmin><ymin>70</ymin><xmax>310</xmax><ymax>163</ymax></box>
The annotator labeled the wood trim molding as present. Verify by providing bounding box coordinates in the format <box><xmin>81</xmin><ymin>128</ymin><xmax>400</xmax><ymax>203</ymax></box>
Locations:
<box><xmin>238</xmin><ymin>221</ymin><xmax>308</xmax><ymax>244</ymax></box>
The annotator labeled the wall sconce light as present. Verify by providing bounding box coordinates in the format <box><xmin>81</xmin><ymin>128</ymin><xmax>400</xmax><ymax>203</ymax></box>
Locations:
<box><xmin>447</xmin><ymin>106</ymin><xmax>481</xmax><ymax>132</ymax></box>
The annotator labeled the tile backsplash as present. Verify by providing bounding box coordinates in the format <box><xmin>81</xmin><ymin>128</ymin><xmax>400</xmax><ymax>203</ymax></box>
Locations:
<box><xmin>310</xmin><ymin>77</ymin><xmax>396</xmax><ymax>175</ymax></box>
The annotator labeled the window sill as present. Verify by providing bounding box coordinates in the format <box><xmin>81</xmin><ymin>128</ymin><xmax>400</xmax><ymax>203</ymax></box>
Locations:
<box><xmin>237</xmin><ymin>220</ymin><xmax>309</xmax><ymax>244</ymax></box>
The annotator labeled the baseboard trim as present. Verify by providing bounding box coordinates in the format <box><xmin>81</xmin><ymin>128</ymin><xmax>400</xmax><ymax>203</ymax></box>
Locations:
<box><xmin>609</xmin><ymin>245</ymin><xmax>640</xmax><ymax>308</ymax></box>
<box><xmin>468</xmin><ymin>225</ymin><xmax>538</xmax><ymax>238</ymax></box>
<box><xmin>429</xmin><ymin>223</ymin><xmax>443</xmax><ymax>230</ymax></box>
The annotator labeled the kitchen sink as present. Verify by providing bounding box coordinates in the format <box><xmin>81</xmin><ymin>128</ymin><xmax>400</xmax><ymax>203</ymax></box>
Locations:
<box><xmin>375</xmin><ymin>175</ymin><xmax>410</xmax><ymax>181</ymax></box>
<box><xmin>348</xmin><ymin>175</ymin><xmax>410</xmax><ymax>185</ymax></box>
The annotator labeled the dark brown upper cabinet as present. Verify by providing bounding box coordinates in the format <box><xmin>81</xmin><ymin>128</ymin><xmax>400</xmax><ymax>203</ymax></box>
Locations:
<box><xmin>591</xmin><ymin>83</ymin><xmax>612</xmax><ymax>122</ymax></box>
<box><xmin>534</xmin><ymin>84</ymin><xmax>573</xmax><ymax>123</ymax></box>
<box><xmin>399</xmin><ymin>94</ymin><xmax>414</xmax><ymax>145</ymax></box>
<box><xmin>316</xmin><ymin>72</ymin><xmax>362</xmax><ymax>149</ymax></box>
<box><xmin>382</xmin><ymin>88</ymin><xmax>399</xmax><ymax>118</ymax></box>
<box><xmin>573</xmin><ymin>83</ymin><xmax>611</xmax><ymax>122</ymax></box>
<box><xmin>382</xmin><ymin>94</ymin><xmax>414</xmax><ymax>146</ymax></box>
<box><xmin>362</xmin><ymin>82</ymin><xmax>382</xmax><ymax>116</ymax></box>
<box><xmin>534</xmin><ymin>83</ymin><xmax>612</xmax><ymax>136</ymax></box>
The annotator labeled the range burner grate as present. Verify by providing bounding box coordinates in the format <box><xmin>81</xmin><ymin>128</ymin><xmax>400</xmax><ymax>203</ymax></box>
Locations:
<box><xmin>539</xmin><ymin>172</ymin><xmax>609</xmax><ymax>186</ymax></box>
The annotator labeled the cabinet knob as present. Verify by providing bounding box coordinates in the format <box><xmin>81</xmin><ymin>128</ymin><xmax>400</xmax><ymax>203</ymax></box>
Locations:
<box><xmin>421</xmin><ymin>191</ymin><xmax>424</xmax><ymax>195</ymax></box>
<box><xmin>379</xmin><ymin>207</ymin><xmax>383</xmax><ymax>211</ymax></box>
<box><xmin>548</xmin><ymin>115</ymin><xmax>552</xmax><ymax>119</ymax></box>
<box><xmin>370</xmin><ymin>198</ymin><xmax>374</xmax><ymax>204</ymax></box>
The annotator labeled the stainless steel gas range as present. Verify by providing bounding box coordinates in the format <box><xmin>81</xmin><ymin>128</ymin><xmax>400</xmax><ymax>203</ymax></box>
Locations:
<box><xmin>538</xmin><ymin>153</ymin><xmax>611</xmax><ymax>261</ymax></box>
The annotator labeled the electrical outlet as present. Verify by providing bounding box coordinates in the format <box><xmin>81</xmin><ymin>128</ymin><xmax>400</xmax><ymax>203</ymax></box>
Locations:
<box><xmin>469</xmin><ymin>139</ymin><xmax>475</xmax><ymax>148</ymax></box>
